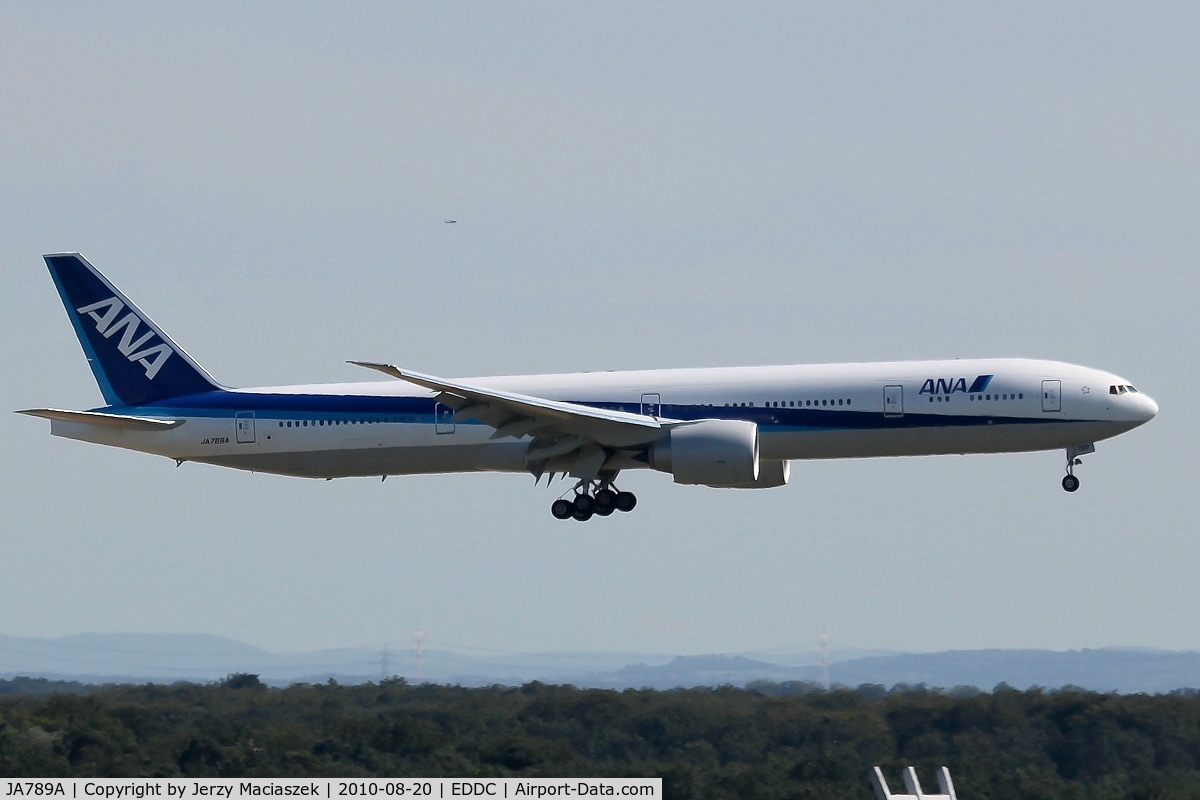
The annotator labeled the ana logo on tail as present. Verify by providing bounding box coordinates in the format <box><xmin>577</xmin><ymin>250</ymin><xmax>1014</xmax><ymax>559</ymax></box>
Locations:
<box><xmin>76</xmin><ymin>297</ymin><xmax>175</xmax><ymax>380</ymax></box>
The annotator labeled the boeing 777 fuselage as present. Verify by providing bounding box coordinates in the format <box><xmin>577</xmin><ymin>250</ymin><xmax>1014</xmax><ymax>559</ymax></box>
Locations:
<box><xmin>22</xmin><ymin>254</ymin><xmax>1158</xmax><ymax>521</ymax></box>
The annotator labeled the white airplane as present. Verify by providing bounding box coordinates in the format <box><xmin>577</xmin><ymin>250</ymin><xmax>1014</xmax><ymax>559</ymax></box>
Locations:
<box><xmin>21</xmin><ymin>254</ymin><xmax>1158</xmax><ymax>521</ymax></box>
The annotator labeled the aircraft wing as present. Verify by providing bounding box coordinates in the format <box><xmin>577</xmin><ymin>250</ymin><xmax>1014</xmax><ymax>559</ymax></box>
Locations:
<box><xmin>348</xmin><ymin>362</ymin><xmax>665</xmax><ymax>455</ymax></box>
<box><xmin>18</xmin><ymin>408</ymin><xmax>186</xmax><ymax>431</ymax></box>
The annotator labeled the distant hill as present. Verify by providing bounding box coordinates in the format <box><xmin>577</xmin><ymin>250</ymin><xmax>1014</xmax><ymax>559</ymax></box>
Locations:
<box><xmin>3</xmin><ymin>632</ymin><xmax>1200</xmax><ymax>693</ymax></box>
<box><xmin>0</xmin><ymin>632</ymin><xmax>273</xmax><ymax>682</ymax></box>
<box><xmin>0</xmin><ymin>633</ymin><xmax>675</xmax><ymax>686</ymax></box>
<box><xmin>826</xmin><ymin>648</ymin><xmax>1200</xmax><ymax>694</ymax></box>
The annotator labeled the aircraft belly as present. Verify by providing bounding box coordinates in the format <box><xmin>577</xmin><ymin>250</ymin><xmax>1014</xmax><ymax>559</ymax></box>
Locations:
<box><xmin>48</xmin><ymin>416</ymin><xmax>530</xmax><ymax>478</ymax></box>
<box><xmin>191</xmin><ymin>440</ymin><xmax>530</xmax><ymax>478</ymax></box>
<box><xmin>760</xmin><ymin>420</ymin><xmax>1134</xmax><ymax>460</ymax></box>
<box><xmin>49</xmin><ymin>418</ymin><xmax>186</xmax><ymax>457</ymax></box>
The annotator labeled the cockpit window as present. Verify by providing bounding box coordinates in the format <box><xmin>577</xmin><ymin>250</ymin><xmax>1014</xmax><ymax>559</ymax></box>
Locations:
<box><xmin>1118</xmin><ymin>385</ymin><xmax>1127</xmax><ymax>394</ymax></box>
<box><xmin>1127</xmin><ymin>385</ymin><xmax>1138</xmax><ymax>393</ymax></box>
<box><xmin>1110</xmin><ymin>385</ymin><xmax>1119</xmax><ymax>395</ymax></box>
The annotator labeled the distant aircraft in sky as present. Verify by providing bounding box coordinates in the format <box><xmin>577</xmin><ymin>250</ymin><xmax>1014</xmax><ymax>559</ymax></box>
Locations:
<box><xmin>21</xmin><ymin>254</ymin><xmax>1157</xmax><ymax>521</ymax></box>
<box><xmin>444</xmin><ymin>219</ymin><xmax>457</xmax><ymax>224</ymax></box>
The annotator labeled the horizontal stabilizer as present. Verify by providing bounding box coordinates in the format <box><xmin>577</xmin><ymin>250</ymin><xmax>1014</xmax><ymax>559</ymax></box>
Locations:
<box><xmin>17</xmin><ymin>408</ymin><xmax>185</xmax><ymax>431</ymax></box>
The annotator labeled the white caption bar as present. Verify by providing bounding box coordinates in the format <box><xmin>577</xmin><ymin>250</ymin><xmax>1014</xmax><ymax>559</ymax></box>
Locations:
<box><xmin>0</xmin><ymin>780</ymin><xmax>660</xmax><ymax>800</ymax></box>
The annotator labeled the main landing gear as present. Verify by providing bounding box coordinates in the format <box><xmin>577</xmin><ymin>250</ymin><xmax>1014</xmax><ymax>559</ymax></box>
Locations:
<box><xmin>551</xmin><ymin>480</ymin><xmax>637</xmax><ymax>521</ymax></box>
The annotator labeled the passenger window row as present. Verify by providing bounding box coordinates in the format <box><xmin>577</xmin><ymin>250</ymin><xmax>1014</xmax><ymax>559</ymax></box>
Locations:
<box><xmin>724</xmin><ymin>399</ymin><xmax>852</xmax><ymax>408</ymax></box>
<box><xmin>277</xmin><ymin>417</ymin><xmax>411</xmax><ymax>428</ymax></box>
<box><xmin>926</xmin><ymin>393</ymin><xmax>1022</xmax><ymax>402</ymax></box>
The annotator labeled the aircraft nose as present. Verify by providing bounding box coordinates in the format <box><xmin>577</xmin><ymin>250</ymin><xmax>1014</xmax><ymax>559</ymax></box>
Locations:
<box><xmin>1138</xmin><ymin>393</ymin><xmax>1159</xmax><ymax>422</ymax></box>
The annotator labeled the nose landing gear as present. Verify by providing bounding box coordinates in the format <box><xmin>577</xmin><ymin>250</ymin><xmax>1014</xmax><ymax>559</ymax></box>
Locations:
<box><xmin>1061</xmin><ymin>443</ymin><xmax>1094</xmax><ymax>492</ymax></box>
<box><xmin>551</xmin><ymin>479</ymin><xmax>636</xmax><ymax>521</ymax></box>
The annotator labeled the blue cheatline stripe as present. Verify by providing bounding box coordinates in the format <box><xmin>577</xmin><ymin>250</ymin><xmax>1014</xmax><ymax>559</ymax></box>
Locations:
<box><xmin>108</xmin><ymin>390</ymin><xmax>1080</xmax><ymax>433</ymax></box>
<box><xmin>143</xmin><ymin>391</ymin><xmax>437</xmax><ymax>415</ymax></box>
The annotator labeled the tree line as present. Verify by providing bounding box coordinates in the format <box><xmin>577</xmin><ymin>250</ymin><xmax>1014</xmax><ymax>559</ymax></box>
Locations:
<box><xmin>2</xmin><ymin>675</ymin><xmax>1200</xmax><ymax>799</ymax></box>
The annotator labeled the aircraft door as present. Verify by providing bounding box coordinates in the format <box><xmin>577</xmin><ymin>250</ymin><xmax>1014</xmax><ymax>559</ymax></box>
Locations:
<box><xmin>235</xmin><ymin>411</ymin><xmax>256</xmax><ymax>443</ymax></box>
<box><xmin>640</xmin><ymin>393</ymin><xmax>662</xmax><ymax>419</ymax></box>
<box><xmin>1042</xmin><ymin>380</ymin><xmax>1061</xmax><ymax>412</ymax></box>
<box><xmin>435</xmin><ymin>402</ymin><xmax>456</xmax><ymax>434</ymax></box>
<box><xmin>883</xmin><ymin>385</ymin><xmax>904</xmax><ymax>417</ymax></box>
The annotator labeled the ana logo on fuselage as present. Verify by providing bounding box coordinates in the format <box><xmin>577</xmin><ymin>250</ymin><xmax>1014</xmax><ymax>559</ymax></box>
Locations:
<box><xmin>75</xmin><ymin>297</ymin><xmax>174</xmax><ymax>380</ymax></box>
<box><xmin>919</xmin><ymin>375</ymin><xmax>994</xmax><ymax>396</ymax></box>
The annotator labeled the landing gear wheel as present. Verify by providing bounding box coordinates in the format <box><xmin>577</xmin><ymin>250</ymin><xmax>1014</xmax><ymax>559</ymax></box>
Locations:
<box><xmin>615</xmin><ymin>491</ymin><xmax>637</xmax><ymax>512</ymax></box>
<box><xmin>551</xmin><ymin>499</ymin><xmax>573</xmax><ymax>520</ymax></box>
<box><xmin>573</xmin><ymin>494</ymin><xmax>595</xmax><ymax>513</ymax></box>
<box><xmin>1062</xmin><ymin>474</ymin><xmax>1080</xmax><ymax>493</ymax></box>
<box><xmin>594</xmin><ymin>488</ymin><xmax>617</xmax><ymax>511</ymax></box>
<box><xmin>594</xmin><ymin>505</ymin><xmax>615</xmax><ymax>517</ymax></box>
<box><xmin>572</xmin><ymin>506</ymin><xmax>594</xmax><ymax>522</ymax></box>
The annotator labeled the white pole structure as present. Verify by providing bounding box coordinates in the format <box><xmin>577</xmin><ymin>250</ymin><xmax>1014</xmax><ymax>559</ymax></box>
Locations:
<box><xmin>412</xmin><ymin>621</ymin><xmax>426</xmax><ymax>684</ymax></box>
<box><xmin>818</xmin><ymin>626</ymin><xmax>831</xmax><ymax>691</ymax></box>
<box><xmin>871</xmin><ymin>766</ymin><xmax>957</xmax><ymax>800</ymax></box>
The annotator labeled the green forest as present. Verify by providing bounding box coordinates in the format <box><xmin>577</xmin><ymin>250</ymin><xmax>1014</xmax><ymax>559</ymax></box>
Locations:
<box><xmin>3</xmin><ymin>676</ymin><xmax>1200</xmax><ymax>799</ymax></box>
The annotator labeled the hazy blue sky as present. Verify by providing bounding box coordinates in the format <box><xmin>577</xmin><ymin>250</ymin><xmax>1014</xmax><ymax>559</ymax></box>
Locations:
<box><xmin>1</xmin><ymin>3</ymin><xmax>1196</xmax><ymax>659</ymax></box>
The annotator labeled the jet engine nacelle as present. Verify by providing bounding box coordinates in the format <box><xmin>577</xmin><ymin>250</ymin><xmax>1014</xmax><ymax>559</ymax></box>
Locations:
<box><xmin>718</xmin><ymin>458</ymin><xmax>790</xmax><ymax>489</ymax></box>
<box><xmin>651</xmin><ymin>419</ymin><xmax>760</xmax><ymax>487</ymax></box>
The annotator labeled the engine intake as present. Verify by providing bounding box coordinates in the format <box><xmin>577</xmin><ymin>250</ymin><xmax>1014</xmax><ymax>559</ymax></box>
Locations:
<box><xmin>651</xmin><ymin>419</ymin><xmax>760</xmax><ymax>487</ymax></box>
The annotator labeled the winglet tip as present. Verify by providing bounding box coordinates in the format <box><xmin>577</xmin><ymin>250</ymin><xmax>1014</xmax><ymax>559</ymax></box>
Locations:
<box><xmin>348</xmin><ymin>361</ymin><xmax>408</xmax><ymax>380</ymax></box>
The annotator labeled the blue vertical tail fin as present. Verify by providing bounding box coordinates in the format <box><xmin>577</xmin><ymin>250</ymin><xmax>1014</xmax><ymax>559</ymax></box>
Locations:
<box><xmin>44</xmin><ymin>253</ymin><xmax>223</xmax><ymax>406</ymax></box>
